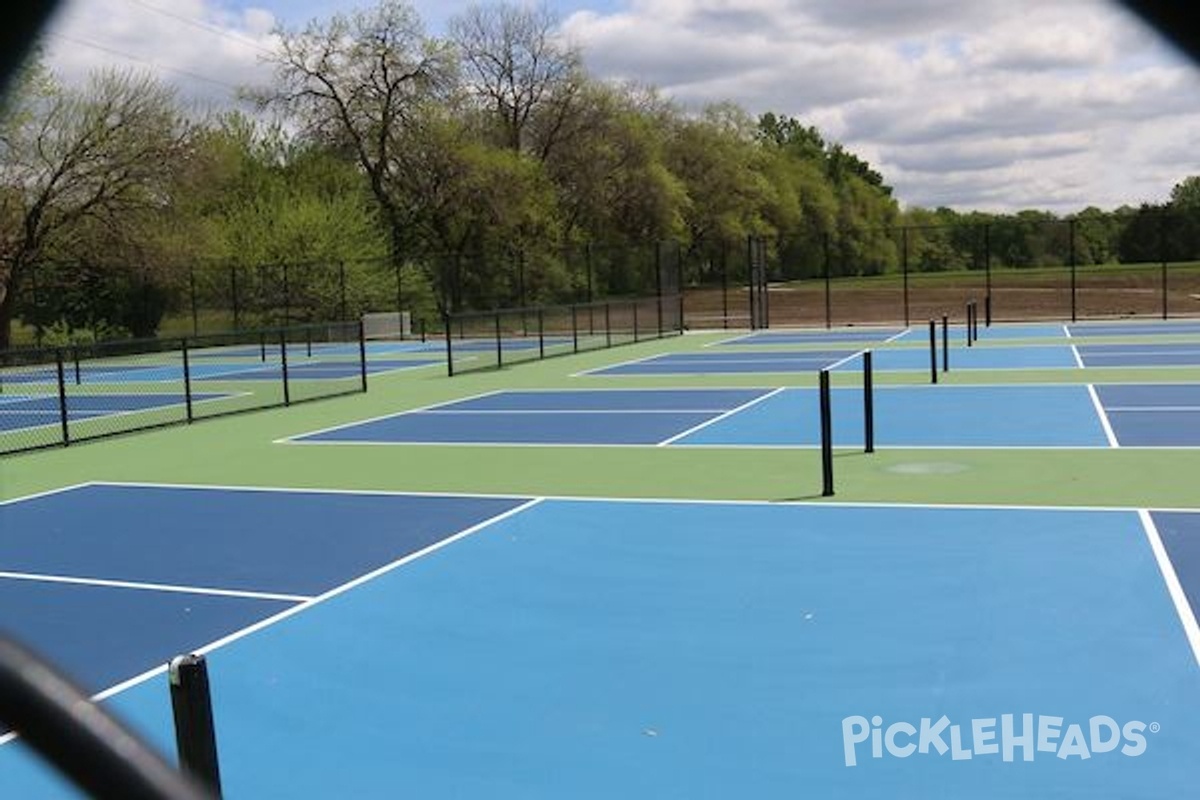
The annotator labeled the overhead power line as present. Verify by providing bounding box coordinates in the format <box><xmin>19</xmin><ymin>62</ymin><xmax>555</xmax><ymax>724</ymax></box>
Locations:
<box><xmin>45</xmin><ymin>30</ymin><xmax>245</xmax><ymax>95</ymax></box>
<box><xmin>120</xmin><ymin>0</ymin><xmax>278</xmax><ymax>58</ymax></box>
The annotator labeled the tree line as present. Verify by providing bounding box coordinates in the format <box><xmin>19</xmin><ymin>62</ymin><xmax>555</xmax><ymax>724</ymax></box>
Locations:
<box><xmin>1</xmin><ymin>0</ymin><xmax>1197</xmax><ymax>347</ymax></box>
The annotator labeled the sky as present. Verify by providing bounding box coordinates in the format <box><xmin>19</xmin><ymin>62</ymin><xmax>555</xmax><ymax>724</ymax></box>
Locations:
<box><xmin>28</xmin><ymin>0</ymin><xmax>1200</xmax><ymax>214</ymax></box>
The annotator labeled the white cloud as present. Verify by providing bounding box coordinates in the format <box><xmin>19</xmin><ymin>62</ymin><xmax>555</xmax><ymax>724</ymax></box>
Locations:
<box><xmin>31</xmin><ymin>0</ymin><xmax>1200</xmax><ymax>213</ymax></box>
<box><xmin>562</xmin><ymin>0</ymin><xmax>1200</xmax><ymax>212</ymax></box>
<box><xmin>37</xmin><ymin>0</ymin><xmax>279</xmax><ymax>110</ymax></box>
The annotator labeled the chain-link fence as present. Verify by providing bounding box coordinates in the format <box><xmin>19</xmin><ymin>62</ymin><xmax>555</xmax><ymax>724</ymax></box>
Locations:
<box><xmin>0</xmin><ymin>321</ymin><xmax>366</xmax><ymax>456</ymax></box>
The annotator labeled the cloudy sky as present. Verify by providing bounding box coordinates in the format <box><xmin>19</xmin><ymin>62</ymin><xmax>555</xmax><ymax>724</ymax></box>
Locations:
<box><xmin>29</xmin><ymin>0</ymin><xmax>1200</xmax><ymax>214</ymax></box>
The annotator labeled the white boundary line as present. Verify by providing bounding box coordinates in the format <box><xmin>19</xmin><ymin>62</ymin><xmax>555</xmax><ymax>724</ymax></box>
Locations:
<box><xmin>1139</xmin><ymin>509</ymin><xmax>1200</xmax><ymax>669</ymax></box>
<box><xmin>76</xmin><ymin>479</ymin><xmax>1200</xmax><ymax>514</ymax></box>
<box><xmin>1087</xmin><ymin>384</ymin><xmax>1120</xmax><ymax>448</ymax></box>
<box><xmin>0</xmin><ymin>571</ymin><xmax>312</xmax><ymax>603</ymax></box>
<box><xmin>1062</xmin><ymin>324</ymin><xmax>1074</xmax><ymax>338</ymax></box>
<box><xmin>1070</xmin><ymin>343</ymin><xmax>1084</xmax><ymax>368</ymax></box>
<box><xmin>656</xmin><ymin>387</ymin><xmax>785</xmax><ymax>447</ymax></box>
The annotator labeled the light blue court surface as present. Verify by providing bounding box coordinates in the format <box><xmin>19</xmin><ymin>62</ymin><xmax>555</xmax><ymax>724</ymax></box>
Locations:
<box><xmin>588</xmin><ymin>345</ymin><xmax>1078</xmax><ymax>375</ymax></box>
<box><xmin>3</xmin><ymin>487</ymin><xmax>1200</xmax><ymax>798</ymax></box>
<box><xmin>0</xmin><ymin>392</ymin><xmax>228</xmax><ymax>434</ymax></box>
<box><xmin>290</xmin><ymin>385</ymin><xmax>1149</xmax><ymax>448</ymax></box>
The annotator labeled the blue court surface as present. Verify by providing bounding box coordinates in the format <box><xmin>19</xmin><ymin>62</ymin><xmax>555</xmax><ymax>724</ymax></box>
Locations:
<box><xmin>3</xmin><ymin>484</ymin><xmax>1200</xmax><ymax>798</ymax></box>
<box><xmin>0</xmin><ymin>392</ymin><xmax>228</xmax><ymax>433</ymax></box>
<box><xmin>288</xmin><ymin>384</ymin><xmax>1195</xmax><ymax>448</ymax></box>
<box><xmin>587</xmin><ymin>345</ymin><xmax>1078</xmax><ymax>375</ymax></box>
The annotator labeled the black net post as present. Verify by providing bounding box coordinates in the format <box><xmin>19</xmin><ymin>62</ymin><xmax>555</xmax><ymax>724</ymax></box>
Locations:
<box><xmin>942</xmin><ymin>315</ymin><xmax>949</xmax><ymax>373</ymax></box>
<box><xmin>444</xmin><ymin>314</ymin><xmax>455</xmax><ymax>377</ymax></box>
<box><xmin>494</xmin><ymin>312</ymin><xmax>503</xmax><ymax>367</ymax></box>
<box><xmin>633</xmin><ymin>302</ymin><xmax>640</xmax><ymax>343</ymax></box>
<box><xmin>863</xmin><ymin>350</ymin><xmax>874</xmax><ymax>454</ymax></box>
<box><xmin>182</xmin><ymin>339</ymin><xmax>194</xmax><ymax>423</ymax></box>
<box><xmin>984</xmin><ymin>223</ymin><xmax>992</xmax><ymax>326</ymax></box>
<box><xmin>279</xmin><ymin>330</ymin><xmax>290</xmax><ymax>406</ymax></box>
<box><xmin>168</xmin><ymin>654</ymin><xmax>222</xmax><ymax>798</ymax></box>
<box><xmin>901</xmin><ymin>227</ymin><xmax>910</xmax><ymax>327</ymax></box>
<box><xmin>1068</xmin><ymin>218</ymin><xmax>1077</xmax><ymax>323</ymax></box>
<box><xmin>823</xmin><ymin>232</ymin><xmax>833</xmax><ymax>329</ymax></box>
<box><xmin>358</xmin><ymin>320</ymin><xmax>368</xmax><ymax>392</ymax></box>
<box><xmin>259</xmin><ymin>333</ymin><xmax>266</xmax><ymax>363</ymax></box>
<box><xmin>571</xmin><ymin>305</ymin><xmax>579</xmax><ymax>353</ymax></box>
<box><xmin>819</xmin><ymin>369</ymin><xmax>834</xmax><ymax>497</ymax></box>
<box><xmin>73</xmin><ymin>347</ymin><xmax>82</xmax><ymax>385</ymax></box>
<box><xmin>537</xmin><ymin>308</ymin><xmax>545</xmax><ymax>359</ymax></box>
<box><xmin>966</xmin><ymin>303</ymin><xmax>973</xmax><ymax>348</ymax></box>
<box><xmin>928</xmin><ymin>320</ymin><xmax>938</xmax><ymax>385</ymax></box>
<box><xmin>55</xmin><ymin>349</ymin><xmax>70</xmax><ymax>446</ymax></box>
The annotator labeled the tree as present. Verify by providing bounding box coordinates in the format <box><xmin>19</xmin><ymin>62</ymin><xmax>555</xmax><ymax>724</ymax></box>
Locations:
<box><xmin>0</xmin><ymin>65</ymin><xmax>188</xmax><ymax>346</ymax></box>
<box><xmin>448</xmin><ymin>2</ymin><xmax>583</xmax><ymax>158</ymax></box>
<box><xmin>257</xmin><ymin>0</ymin><xmax>456</xmax><ymax>268</ymax></box>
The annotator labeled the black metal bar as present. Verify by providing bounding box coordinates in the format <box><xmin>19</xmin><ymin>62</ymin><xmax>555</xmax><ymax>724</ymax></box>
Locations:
<box><xmin>972</xmin><ymin>301</ymin><xmax>980</xmax><ymax>342</ymax></box>
<box><xmin>942</xmin><ymin>315</ymin><xmax>949</xmax><ymax>372</ymax></box>
<box><xmin>169</xmin><ymin>654</ymin><xmax>222</xmax><ymax>798</ymax></box>
<box><xmin>189</xmin><ymin>264</ymin><xmax>199</xmax><ymax>336</ymax></box>
<box><xmin>182</xmin><ymin>338</ymin><xmax>194</xmax><ymax>423</ymax></box>
<box><xmin>230</xmin><ymin>267</ymin><xmax>240</xmax><ymax>330</ymax></box>
<box><xmin>358</xmin><ymin>320</ymin><xmax>368</xmax><ymax>392</ymax></box>
<box><xmin>259</xmin><ymin>334</ymin><xmax>266</xmax><ymax>363</ymax></box>
<box><xmin>571</xmin><ymin>305</ymin><xmax>579</xmax><ymax>353</ymax></box>
<box><xmin>494</xmin><ymin>312</ymin><xmax>502</xmax><ymax>367</ymax></box>
<box><xmin>538</xmin><ymin>309</ymin><xmax>545</xmax><ymax>359</ymax></box>
<box><xmin>279</xmin><ymin>330</ymin><xmax>290</xmax><ymax>406</ymax></box>
<box><xmin>633</xmin><ymin>302</ymin><xmax>639</xmax><ymax>342</ymax></box>
<box><xmin>1161</xmin><ymin>215</ymin><xmax>1169</xmax><ymax>320</ymax></box>
<box><xmin>305</xmin><ymin>328</ymin><xmax>312</xmax><ymax>359</ymax></box>
<box><xmin>929</xmin><ymin>320</ymin><xmax>938</xmax><ymax>384</ymax></box>
<box><xmin>984</xmin><ymin>223</ymin><xmax>992</xmax><ymax>326</ymax></box>
<box><xmin>863</xmin><ymin>350</ymin><xmax>874</xmax><ymax>454</ymax></box>
<box><xmin>445</xmin><ymin>314</ymin><xmax>455</xmax><ymax>377</ymax></box>
<box><xmin>1069</xmin><ymin>218</ymin><xmax>1077</xmax><ymax>322</ymax></box>
<box><xmin>823</xmin><ymin>233</ymin><xmax>832</xmax><ymax>329</ymax></box>
<box><xmin>819</xmin><ymin>369</ymin><xmax>834</xmax><ymax>497</ymax></box>
<box><xmin>902</xmin><ymin>227</ymin><xmax>910</xmax><ymax>327</ymax></box>
<box><xmin>339</xmin><ymin>261</ymin><xmax>348</xmax><ymax>322</ymax></box>
<box><xmin>966</xmin><ymin>303</ymin><xmax>973</xmax><ymax>348</ymax></box>
<box><xmin>0</xmin><ymin>637</ymin><xmax>212</xmax><ymax>800</ymax></box>
<box><xmin>73</xmin><ymin>346</ymin><xmax>81</xmax><ymax>385</ymax></box>
<box><xmin>56</xmin><ymin>350</ymin><xmax>70</xmax><ymax>446</ymax></box>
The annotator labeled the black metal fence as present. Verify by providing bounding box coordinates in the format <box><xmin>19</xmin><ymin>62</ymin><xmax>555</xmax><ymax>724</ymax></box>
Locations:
<box><xmin>10</xmin><ymin>208</ymin><xmax>1200</xmax><ymax>348</ymax></box>
<box><xmin>0</xmin><ymin>321</ymin><xmax>367</xmax><ymax>456</ymax></box>
<box><xmin>445</xmin><ymin>294</ymin><xmax>683</xmax><ymax>376</ymax></box>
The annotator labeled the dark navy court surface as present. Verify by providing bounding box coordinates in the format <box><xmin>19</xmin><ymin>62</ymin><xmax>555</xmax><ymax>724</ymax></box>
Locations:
<box><xmin>0</xmin><ymin>484</ymin><xmax>527</xmax><ymax>701</ymax></box>
<box><xmin>588</xmin><ymin>344</ymin><xmax>1078</xmax><ymax>375</ymax></box>
<box><xmin>1067</xmin><ymin>321</ymin><xmax>1200</xmax><ymax>337</ymax></box>
<box><xmin>3</xmin><ymin>493</ymin><xmax>1200</xmax><ymax>798</ymax></box>
<box><xmin>1073</xmin><ymin>342</ymin><xmax>1200</xmax><ymax>368</ymax></box>
<box><xmin>292</xmin><ymin>388</ymin><xmax>776</xmax><ymax>445</ymax></box>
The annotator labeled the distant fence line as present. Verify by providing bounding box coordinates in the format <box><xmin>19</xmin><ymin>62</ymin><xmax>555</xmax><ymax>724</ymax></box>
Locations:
<box><xmin>445</xmin><ymin>294</ymin><xmax>684</xmax><ymax>376</ymax></box>
<box><xmin>0</xmin><ymin>321</ymin><xmax>367</xmax><ymax>456</ymax></box>
<box><xmin>11</xmin><ymin>208</ymin><xmax>1200</xmax><ymax>345</ymax></box>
